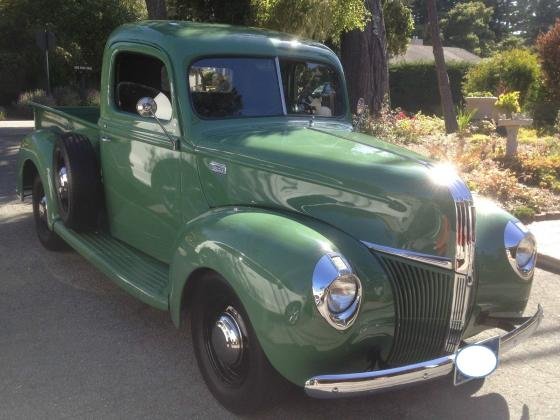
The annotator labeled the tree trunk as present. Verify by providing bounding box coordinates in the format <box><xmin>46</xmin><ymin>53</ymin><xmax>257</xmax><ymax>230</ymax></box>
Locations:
<box><xmin>426</xmin><ymin>0</ymin><xmax>458</xmax><ymax>133</ymax></box>
<box><xmin>145</xmin><ymin>0</ymin><xmax>167</xmax><ymax>19</ymax></box>
<box><xmin>341</xmin><ymin>0</ymin><xmax>389</xmax><ymax>116</ymax></box>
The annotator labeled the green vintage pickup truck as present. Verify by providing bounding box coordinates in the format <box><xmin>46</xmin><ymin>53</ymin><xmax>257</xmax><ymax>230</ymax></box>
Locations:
<box><xmin>17</xmin><ymin>21</ymin><xmax>542</xmax><ymax>413</ymax></box>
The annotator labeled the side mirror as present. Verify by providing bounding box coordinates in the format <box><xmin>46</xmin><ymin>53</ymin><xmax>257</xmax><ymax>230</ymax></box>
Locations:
<box><xmin>356</xmin><ymin>97</ymin><xmax>366</xmax><ymax>115</ymax></box>
<box><xmin>136</xmin><ymin>97</ymin><xmax>157</xmax><ymax>118</ymax></box>
<box><xmin>135</xmin><ymin>96</ymin><xmax>179</xmax><ymax>151</ymax></box>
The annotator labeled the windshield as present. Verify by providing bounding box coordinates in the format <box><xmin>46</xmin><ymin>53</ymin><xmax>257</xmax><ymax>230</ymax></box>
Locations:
<box><xmin>188</xmin><ymin>57</ymin><xmax>345</xmax><ymax>119</ymax></box>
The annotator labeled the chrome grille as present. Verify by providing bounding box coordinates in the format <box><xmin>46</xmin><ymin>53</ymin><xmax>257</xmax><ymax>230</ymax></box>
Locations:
<box><xmin>370</xmin><ymin>174</ymin><xmax>477</xmax><ymax>365</ymax></box>
<box><xmin>378</xmin><ymin>255</ymin><xmax>454</xmax><ymax>365</ymax></box>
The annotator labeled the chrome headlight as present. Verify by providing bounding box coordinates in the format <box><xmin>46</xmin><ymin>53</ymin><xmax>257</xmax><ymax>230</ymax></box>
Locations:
<box><xmin>312</xmin><ymin>253</ymin><xmax>362</xmax><ymax>330</ymax></box>
<box><xmin>504</xmin><ymin>220</ymin><xmax>537</xmax><ymax>278</ymax></box>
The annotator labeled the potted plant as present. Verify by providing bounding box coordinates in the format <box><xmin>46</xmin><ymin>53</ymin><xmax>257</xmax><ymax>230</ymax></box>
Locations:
<box><xmin>465</xmin><ymin>91</ymin><xmax>498</xmax><ymax>120</ymax></box>
<box><xmin>495</xmin><ymin>91</ymin><xmax>533</xmax><ymax>157</ymax></box>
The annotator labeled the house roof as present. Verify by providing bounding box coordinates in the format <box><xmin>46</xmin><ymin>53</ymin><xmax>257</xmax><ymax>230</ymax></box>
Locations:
<box><xmin>389</xmin><ymin>44</ymin><xmax>481</xmax><ymax>65</ymax></box>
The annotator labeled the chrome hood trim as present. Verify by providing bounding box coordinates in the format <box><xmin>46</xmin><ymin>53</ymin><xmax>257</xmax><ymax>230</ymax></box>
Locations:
<box><xmin>361</xmin><ymin>241</ymin><xmax>453</xmax><ymax>270</ymax></box>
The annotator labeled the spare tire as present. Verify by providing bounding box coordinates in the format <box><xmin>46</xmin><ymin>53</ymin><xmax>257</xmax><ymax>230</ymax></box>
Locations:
<box><xmin>52</xmin><ymin>132</ymin><xmax>101</xmax><ymax>231</ymax></box>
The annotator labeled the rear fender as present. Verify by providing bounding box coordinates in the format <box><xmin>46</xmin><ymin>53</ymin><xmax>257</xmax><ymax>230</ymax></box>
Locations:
<box><xmin>16</xmin><ymin>129</ymin><xmax>62</xmax><ymax>227</ymax></box>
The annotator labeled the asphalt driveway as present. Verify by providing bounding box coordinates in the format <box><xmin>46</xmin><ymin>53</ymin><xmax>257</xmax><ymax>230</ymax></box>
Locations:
<box><xmin>1</xmin><ymin>124</ymin><xmax>559</xmax><ymax>419</ymax></box>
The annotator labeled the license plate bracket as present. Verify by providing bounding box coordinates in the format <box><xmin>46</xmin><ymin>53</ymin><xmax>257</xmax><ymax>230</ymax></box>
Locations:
<box><xmin>454</xmin><ymin>335</ymin><xmax>501</xmax><ymax>385</ymax></box>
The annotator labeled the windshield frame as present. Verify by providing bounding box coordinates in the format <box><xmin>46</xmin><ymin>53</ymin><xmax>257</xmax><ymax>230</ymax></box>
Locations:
<box><xmin>186</xmin><ymin>54</ymin><xmax>348</xmax><ymax>121</ymax></box>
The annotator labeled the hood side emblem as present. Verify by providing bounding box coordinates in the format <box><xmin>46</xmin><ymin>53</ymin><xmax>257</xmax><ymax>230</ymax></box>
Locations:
<box><xmin>208</xmin><ymin>161</ymin><xmax>227</xmax><ymax>175</ymax></box>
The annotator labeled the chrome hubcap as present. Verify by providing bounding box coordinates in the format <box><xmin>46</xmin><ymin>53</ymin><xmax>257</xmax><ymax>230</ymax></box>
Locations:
<box><xmin>210</xmin><ymin>307</ymin><xmax>244</xmax><ymax>368</ymax></box>
<box><xmin>58</xmin><ymin>166</ymin><xmax>68</xmax><ymax>197</ymax></box>
<box><xmin>38</xmin><ymin>196</ymin><xmax>48</xmax><ymax>221</ymax></box>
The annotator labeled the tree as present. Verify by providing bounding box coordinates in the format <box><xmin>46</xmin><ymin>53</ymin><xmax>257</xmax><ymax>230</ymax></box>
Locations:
<box><xmin>0</xmin><ymin>0</ymin><xmax>145</xmax><ymax>104</ymax></box>
<box><xmin>514</xmin><ymin>0</ymin><xmax>560</xmax><ymax>41</ymax></box>
<box><xmin>537</xmin><ymin>19</ymin><xmax>560</xmax><ymax>101</ymax></box>
<box><xmin>410</xmin><ymin>0</ymin><xmax>458</xmax><ymax>39</ymax></box>
<box><xmin>145</xmin><ymin>0</ymin><xmax>167</xmax><ymax>19</ymax></box>
<box><xmin>340</xmin><ymin>0</ymin><xmax>389</xmax><ymax>115</ymax></box>
<box><xmin>426</xmin><ymin>0</ymin><xmax>458</xmax><ymax>133</ymax></box>
<box><xmin>251</xmin><ymin>0</ymin><xmax>368</xmax><ymax>42</ymax></box>
<box><xmin>441</xmin><ymin>1</ymin><xmax>495</xmax><ymax>56</ymax></box>
<box><xmin>172</xmin><ymin>0</ymin><xmax>251</xmax><ymax>24</ymax></box>
<box><xmin>383</xmin><ymin>0</ymin><xmax>414</xmax><ymax>56</ymax></box>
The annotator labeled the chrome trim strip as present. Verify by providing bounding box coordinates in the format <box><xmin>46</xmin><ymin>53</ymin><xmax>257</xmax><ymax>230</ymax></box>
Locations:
<box><xmin>361</xmin><ymin>241</ymin><xmax>454</xmax><ymax>270</ymax></box>
<box><xmin>275</xmin><ymin>57</ymin><xmax>287</xmax><ymax>115</ymax></box>
<box><xmin>305</xmin><ymin>305</ymin><xmax>543</xmax><ymax>398</ymax></box>
<box><xmin>445</xmin><ymin>175</ymin><xmax>476</xmax><ymax>353</ymax></box>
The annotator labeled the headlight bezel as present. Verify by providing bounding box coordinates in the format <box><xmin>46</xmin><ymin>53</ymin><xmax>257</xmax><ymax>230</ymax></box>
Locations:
<box><xmin>504</xmin><ymin>220</ymin><xmax>537</xmax><ymax>279</ymax></box>
<box><xmin>312</xmin><ymin>253</ymin><xmax>362</xmax><ymax>330</ymax></box>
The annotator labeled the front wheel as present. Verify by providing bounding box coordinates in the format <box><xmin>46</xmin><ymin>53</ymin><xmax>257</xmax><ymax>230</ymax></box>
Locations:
<box><xmin>191</xmin><ymin>273</ymin><xmax>287</xmax><ymax>414</ymax></box>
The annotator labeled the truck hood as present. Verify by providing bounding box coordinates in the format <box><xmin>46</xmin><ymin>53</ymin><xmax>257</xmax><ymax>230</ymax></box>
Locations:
<box><xmin>195</xmin><ymin>122</ymin><xmax>459</xmax><ymax>259</ymax></box>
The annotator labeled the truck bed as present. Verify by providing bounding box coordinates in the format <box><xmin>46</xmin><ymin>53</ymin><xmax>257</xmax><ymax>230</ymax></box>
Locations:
<box><xmin>30</xmin><ymin>102</ymin><xmax>100</xmax><ymax>135</ymax></box>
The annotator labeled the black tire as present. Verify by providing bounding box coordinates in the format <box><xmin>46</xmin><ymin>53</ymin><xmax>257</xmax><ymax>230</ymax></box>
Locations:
<box><xmin>32</xmin><ymin>175</ymin><xmax>65</xmax><ymax>251</ymax></box>
<box><xmin>52</xmin><ymin>132</ymin><xmax>101</xmax><ymax>231</ymax></box>
<box><xmin>191</xmin><ymin>273</ymin><xmax>288</xmax><ymax>414</ymax></box>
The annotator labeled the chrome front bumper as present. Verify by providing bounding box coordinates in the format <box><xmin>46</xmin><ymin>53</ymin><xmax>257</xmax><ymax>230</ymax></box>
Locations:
<box><xmin>305</xmin><ymin>305</ymin><xmax>543</xmax><ymax>398</ymax></box>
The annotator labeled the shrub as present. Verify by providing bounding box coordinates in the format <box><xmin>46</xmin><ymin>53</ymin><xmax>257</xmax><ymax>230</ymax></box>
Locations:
<box><xmin>512</xmin><ymin>206</ymin><xmax>536</xmax><ymax>224</ymax></box>
<box><xmin>466</xmin><ymin>91</ymin><xmax>494</xmax><ymax>97</ymax></box>
<box><xmin>52</xmin><ymin>86</ymin><xmax>81</xmax><ymax>107</ymax></box>
<box><xmin>0</xmin><ymin>106</ymin><xmax>6</xmax><ymax>121</ymax></box>
<box><xmin>495</xmin><ymin>91</ymin><xmax>521</xmax><ymax>118</ymax></box>
<box><xmin>536</xmin><ymin>19</ymin><xmax>560</xmax><ymax>102</ymax></box>
<box><xmin>389</xmin><ymin>61</ymin><xmax>472</xmax><ymax>114</ymax></box>
<box><xmin>462</xmin><ymin>49</ymin><xmax>541</xmax><ymax>107</ymax></box>
<box><xmin>14</xmin><ymin>89</ymin><xmax>56</xmax><ymax>118</ymax></box>
<box><xmin>82</xmin><ymin>89</ymin><xmax>100</xmax><ymax>107</ymax></box>
<box><xmin>555</xmin><ymin>111</ymin><xmax>560</xmax><ymax>134</ymax></box>
<box><xmin>360</xmin><ymin>108</ymin><xmax>445</xmax><ymax>144</ymax></box>
<box><xmin>470</xmin><ymin>119</ymin><xmax>496</xmax><ymax>135</ymax></box>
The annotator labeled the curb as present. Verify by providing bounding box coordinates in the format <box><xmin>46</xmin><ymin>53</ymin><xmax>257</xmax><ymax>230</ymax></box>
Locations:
<box><xmin>534</xmin><ymin>212</ymin><xmax>560</xmax><ymax>222</ymax></box>
<box><xmin>536</xmin><ymin>253</ymin><xmax>560</xmax><ymax>275</ymax></box>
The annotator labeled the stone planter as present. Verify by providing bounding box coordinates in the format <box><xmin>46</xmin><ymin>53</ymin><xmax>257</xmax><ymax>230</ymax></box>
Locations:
<box><xmin>497</xmin><ymin>118</ymin><xmax>533</xmax><ymax>157</ymax></box>
<box><xmin>465</xmin><ymin>97</ymin><xmax>498</xmax><ymax>120</ymax></box>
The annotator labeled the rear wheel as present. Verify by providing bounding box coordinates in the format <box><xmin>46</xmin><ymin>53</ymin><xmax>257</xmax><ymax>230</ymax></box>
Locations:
<box><xmin>32</xmin><ymin>175</ymin><xmax>65</xmax><ymax>251</ymax></box>
<box><xmin>191</xmin><ymin>273</ymin><xmax>287</xmax><ymax>414</ymax></box>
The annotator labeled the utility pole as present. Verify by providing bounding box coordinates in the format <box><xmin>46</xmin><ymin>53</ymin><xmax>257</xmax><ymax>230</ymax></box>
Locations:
<box><xmin>35</xmin><ymin>30</ymin><xmax>56</xmax><ymax>95</ymax></box>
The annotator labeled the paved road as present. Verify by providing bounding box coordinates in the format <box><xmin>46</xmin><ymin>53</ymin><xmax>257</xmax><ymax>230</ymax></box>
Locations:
<box><xmin>1</xmin><ymin>126</ymin><xmax>559</xmax><ymax>419</ymax></box>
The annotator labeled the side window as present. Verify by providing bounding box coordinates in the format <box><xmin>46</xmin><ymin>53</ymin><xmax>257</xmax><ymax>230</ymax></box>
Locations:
<box><xmin>113</xmin><ymin>51</ymin><xmax>173</xmax><ymax>121</ymax></box>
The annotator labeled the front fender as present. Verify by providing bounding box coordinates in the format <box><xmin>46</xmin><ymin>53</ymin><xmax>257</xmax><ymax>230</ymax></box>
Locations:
<box><xmin>464</xmin><ymin>197</ymin><xmax>534</xmax><ymax>337</ymax></box>
<box><xmin>168</xmin><ymin>207</ymin><xmax>395</xmax><ymax>386</ymax></box>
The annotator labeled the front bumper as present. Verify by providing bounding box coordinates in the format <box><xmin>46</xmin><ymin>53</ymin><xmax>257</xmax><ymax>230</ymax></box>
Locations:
<box><xmin>305</xmin><ymin>304</ymin><xmax>543</xmax><ymax>398</ymax></box>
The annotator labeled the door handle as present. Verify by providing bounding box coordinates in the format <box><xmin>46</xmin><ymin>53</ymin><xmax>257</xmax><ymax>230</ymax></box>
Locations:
<box><xmin>100</xmin><ymin>136</ymin><xmax>111</xmax><ymax>143</ymax></box>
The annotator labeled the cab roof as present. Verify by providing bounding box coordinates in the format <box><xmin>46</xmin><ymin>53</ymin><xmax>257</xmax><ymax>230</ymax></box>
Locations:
<box><xmin>107</xmin><ymin>21</ymin><xmax>341</xmax><ymax>68</ymax></box>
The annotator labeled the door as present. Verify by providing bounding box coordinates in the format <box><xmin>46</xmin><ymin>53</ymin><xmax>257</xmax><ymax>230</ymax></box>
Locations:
<box><xmin>100</xmin><ymin>47</ymin><xmax>182</xmax><ymax>263</ymax></box>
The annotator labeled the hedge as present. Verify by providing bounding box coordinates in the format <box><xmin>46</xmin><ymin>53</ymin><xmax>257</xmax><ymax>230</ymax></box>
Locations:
<box><xmin>389</xmin><ymin>61</ymin><xmax>473</xmax><ymax>115</ymax></box>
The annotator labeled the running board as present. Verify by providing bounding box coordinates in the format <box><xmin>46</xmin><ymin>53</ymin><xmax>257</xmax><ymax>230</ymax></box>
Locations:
<box><xmin>53</xmin><ymin>222</ymin><xmax>169</xmax><ymax>310</ymax></box>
